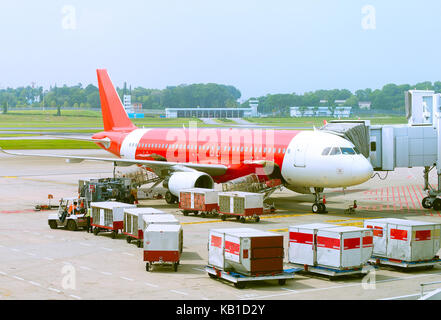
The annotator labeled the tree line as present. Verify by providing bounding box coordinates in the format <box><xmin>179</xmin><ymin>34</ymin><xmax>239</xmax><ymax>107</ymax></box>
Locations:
<box><xmin>1</xmin><ymin>80</ymin><xmax>441</xmax><ymax>115</ymax></box>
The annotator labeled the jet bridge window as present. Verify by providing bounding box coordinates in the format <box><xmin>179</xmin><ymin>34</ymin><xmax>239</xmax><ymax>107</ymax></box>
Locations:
<box><xmin>329</xmin><ymin>147</ymin><xmax>341</xmax><ymax>155</ymax></box>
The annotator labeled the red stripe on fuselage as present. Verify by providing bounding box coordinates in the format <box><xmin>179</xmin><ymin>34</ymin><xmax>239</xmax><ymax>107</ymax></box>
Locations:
<box><xmin>93</xmin><ymin>128</ymin><xmax>300</xmax><ymax>183</ymax></box>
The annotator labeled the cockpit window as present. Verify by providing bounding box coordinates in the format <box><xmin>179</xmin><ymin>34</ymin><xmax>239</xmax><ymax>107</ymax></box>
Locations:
<box><xmin>329</xmin><ymin>147</ymin><xmax>341</xmax><ymax>155</ymax></box>
<box><xmin>321</xmin><ymin>147</ymin><xmax>331</xmax><ymax>156</ymax></box>
<box><xmin>341</xmin><ymin>147</ymin><xmax>356</xmax><ymax>155</ymax></box>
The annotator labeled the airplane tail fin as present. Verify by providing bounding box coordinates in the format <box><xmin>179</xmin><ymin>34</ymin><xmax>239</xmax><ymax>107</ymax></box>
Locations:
<box><xmin>96</xmin><ymin>69</ymin><xmax>137</xmax><ymax>132</ymax></box>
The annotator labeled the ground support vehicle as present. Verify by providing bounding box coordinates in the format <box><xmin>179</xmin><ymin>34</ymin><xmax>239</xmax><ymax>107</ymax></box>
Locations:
<box><xmin>47</xmin><ymin>197</ymin><xmax>89</xmax><ymax>231</ymax></box>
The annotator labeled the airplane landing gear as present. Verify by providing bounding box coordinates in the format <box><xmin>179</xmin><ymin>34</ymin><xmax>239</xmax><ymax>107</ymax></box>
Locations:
<box><xmin>312</xmin><ymin>188</ymin><xmax>327</xmax><ymax>214</ymax></box>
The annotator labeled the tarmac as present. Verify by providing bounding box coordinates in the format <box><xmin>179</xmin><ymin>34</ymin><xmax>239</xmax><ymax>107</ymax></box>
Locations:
<box><xmin>1</xmin><ymin>149</ymin><xmax>441</xmax><ymax>300</ymax></box>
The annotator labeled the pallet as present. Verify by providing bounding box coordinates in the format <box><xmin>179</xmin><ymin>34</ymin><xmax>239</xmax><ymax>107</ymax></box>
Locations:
<box><xmin>205</xmin><ymin>265</ymin><xmax>300</xmax><ymax>289</ymax></box>
<box><xmin>288</xmin><ymin>263</ymin><xmax>371</xmax><ymax>277</ymax></box>
<box><xmin>368</xmin><ymin>256</ymin><xmax>441</xmax><ymax>269</ymax></box>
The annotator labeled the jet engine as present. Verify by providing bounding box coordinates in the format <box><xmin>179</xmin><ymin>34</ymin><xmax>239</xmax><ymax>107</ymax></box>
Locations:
<box><xmin>164</xmin><ymin>171</ymin><xmax>214</xmax><ymax>197</ymax></box>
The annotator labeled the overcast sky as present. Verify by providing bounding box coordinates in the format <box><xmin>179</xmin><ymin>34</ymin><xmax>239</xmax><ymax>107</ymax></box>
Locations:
<box><xmin>0</xmin><ymin>0</ymin><xmax>440</xmax><ymax>100</ymax></box>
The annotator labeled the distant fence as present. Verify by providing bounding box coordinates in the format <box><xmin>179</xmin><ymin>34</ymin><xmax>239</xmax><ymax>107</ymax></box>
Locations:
<box><xmin>5</xmin><ymin>107</ymin><xmax>165</xmax><ymax>116</ymax></box>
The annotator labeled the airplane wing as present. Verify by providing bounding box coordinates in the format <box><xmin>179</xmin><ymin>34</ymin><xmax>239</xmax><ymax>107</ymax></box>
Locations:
<box><xmin>0</xmin><ymin>147</ymin><xmax>227</xmax><ymax>177</ymax></box>
<box><xmin>47</xmin><ymin>135</ymin><xmax>112</xmax><ymax>149</ymax></box>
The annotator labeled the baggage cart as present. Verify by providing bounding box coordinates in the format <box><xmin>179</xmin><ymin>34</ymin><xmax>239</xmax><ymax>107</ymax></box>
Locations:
<box><xmin>143</xmin><ymin>214</ymin><xmax>183</xmax><ymax>253</ymax></box>
<box><xmin>179</xmin><ymin>188</ymin><xmax>219</xmax><ymax>217</ymax></box>
<box><xmin>205</xmin><ymin>265</ymin><xmax>300</xmax><ymax>289</ymax></box>
<box><xmin>363</xmin><ymin>218</ymin><xmax>441</xmax><ymax>264</ymax></box>
<box><xmin>217</xmin><ymin>192</ymin><xmax>264</xmax><ymax>223</ymax></box>
<box><xmin>91</xmin><ymin>201</ymin><xmax>136</xmax><ymax>238</ymax></box>
<box><xmin>144</xmin><ymin>224</ymin><xmax>183</xmax><ymax>272</ymax></box>
<box><xmin>123</xmin><ymin>207</ymin><xmax>166</xmax><ymax>247</ymax></box>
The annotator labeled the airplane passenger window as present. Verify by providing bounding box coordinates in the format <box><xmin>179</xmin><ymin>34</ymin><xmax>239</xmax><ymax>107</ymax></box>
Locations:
<box><xmin>321</xmin><ymin>147</ymin><xmax>331</xmax><ymax>155</ymax></box>
<box><xmin>329</xmin><ymin>147</ymin><xmax>341</xmax><ymax>155</ymax></box>
<box><xmin>241</xmin><ymin>147</ymin><xmax>244</xmax><ymax>152</ymax></box>
<box><xmin>341</xmin><ymin>147</ymin><xmax>355</xmax><ymax>155</ymax></box>
<box><xmin>278</xmin><ymin>148</ymin><xmax>281</xmax><ymax>153</ymax></box>
<box><xmin>283</xmin><ymin>148</ymin><xmax>286</xmax><ymax>153</ymax></box>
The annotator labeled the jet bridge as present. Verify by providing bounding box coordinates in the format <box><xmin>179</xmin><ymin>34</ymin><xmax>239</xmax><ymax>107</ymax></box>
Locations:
<box><xmin>321</xmin><ymin>90</ymin><xmax>441</xmax><ymax>211</ymax></box>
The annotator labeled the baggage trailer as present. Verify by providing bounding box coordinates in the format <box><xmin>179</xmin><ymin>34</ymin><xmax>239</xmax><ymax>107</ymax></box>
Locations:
<box><xmin>144</xmin><ymin>224</ymin><xmax>183</xmax><ymax>272</ymax></box>
<box><xmin>123</xmin><ymin>208</ymin><xmax>166</xmax><ymax>247</ymax></box>
<box><xmin>364</xmin><ymin>218</ymin><xmax>441</xmax><ymax>270</ymax></box>
<box><xmin>205</xmin><ymin>265</ymin><xmax>300</xmax><ymax>289</ymax></box>
<box><xmin>288</xmin><ymin>224</ymin><xmax>374</xmax><ymax>278</ymax></box>
<box><xmin>179</xmin><ymin>188</ymin><xmax>219</xmax><ymax>217</ymax></box>
<box><xmin>142</xmin><ymin>214</ymin><xmax>183</xmax><ymax>253</ymax></box>
<box><xmin>91</xmin><ymin>201</ymin><xmax>136</xmax><ymax>238</ymax></box>
<box><xmin>217</xmin><ymin>192</ymin><xmax>264</xmax><ymax>223</ymax></box>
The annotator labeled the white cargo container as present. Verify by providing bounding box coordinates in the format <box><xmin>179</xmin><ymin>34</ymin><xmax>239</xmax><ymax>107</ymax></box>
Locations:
<box><xmin>217</xmin><ymin>192</ymin><xmax>264</xmax><ymax>222</ymax></box>
<box><xmin>179</xmin><ymin>188</ymin><xmax>219</xmax><ymax>216</ymax></box>
<box><xmin>123</xmin><ymin>208</ymin><xmax>166</xmax><ymax>246</ymax></box>
<box><xmin>288</xmin><ymin>223</ymin><xmax>339</xmax><ymax>266</ymax></box>
<box><xmin>208</xmin><ymin>228</ymin><xmax>284</xmax><ymax>276</ymax></box>
<box><xmin>144</xmin><ymin>224</ymin><xmax>183</xmax><ymax>272</ymax></box>
<box><xmin>91</xmin><ymin>201</ymin><xmax>136</xmax><ymax>238</ymax></box>
<box><xmin>315</xmin><ymin>226</ymin><xmax>373</xmax><ymax>269</ymax></box>
<box><xmin>143</xmin><ymin>214</ymin><xmax>182</xmax><ymax>253</ymax></box>
<box><xmin>364</xmin><ymin>218</ymin><xmax>441</xmax><ymax>262</ymax></box>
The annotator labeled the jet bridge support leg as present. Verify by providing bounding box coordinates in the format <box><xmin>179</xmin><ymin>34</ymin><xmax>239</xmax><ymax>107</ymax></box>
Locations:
<box><xmin>421</xmin><ymin>165</ymin><xmax>441</xmax><ymax>210</ymax></box>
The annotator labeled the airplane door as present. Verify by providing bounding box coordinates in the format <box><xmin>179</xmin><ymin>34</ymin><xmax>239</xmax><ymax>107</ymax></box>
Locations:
<box><xmin>293</xmin><ymin>141</ymin><xmax>308</xmax><ymax>167</ymax></box>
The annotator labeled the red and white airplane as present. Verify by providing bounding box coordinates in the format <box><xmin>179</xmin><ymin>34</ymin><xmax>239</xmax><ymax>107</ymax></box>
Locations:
<box><xmin>1</xmin><ymin>70</ymin><xmax>373</xmax><ymax>213</ymax></box>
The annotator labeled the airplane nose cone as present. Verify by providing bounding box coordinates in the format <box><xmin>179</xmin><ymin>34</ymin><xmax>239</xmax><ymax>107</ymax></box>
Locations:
<box><xmin>352</xmin><ymin>158</ymin><xmax>373</xmax><ymax>184</ymax></box>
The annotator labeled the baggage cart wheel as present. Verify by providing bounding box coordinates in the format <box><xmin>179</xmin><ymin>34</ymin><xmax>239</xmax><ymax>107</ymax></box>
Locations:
<box><xmin>182</xmin><ymin>210</ymin><xmax>189</xmax><ymax>216</ymax></box>
<box><xmin>200</xmin><ymin>212</ymin><xmax>206</xmax><ymax>218</ymax></box>
<box><xmin>254</xmin><ymin>216</ymin><xmax>260</xmax><ymax>223</ymax></box>
<box><xmin>240</xmin><ymin>217</ymin><xmax>246</xmax><ymax>223</ymax></box>
<box><xmin>234</xmin><ymin>282</ymin><xmax>246</xmax><ymax>289</ymax></box>
<box><xmin>165</xmin><ymin>191</ymin><xmax>174</xmax><ymax>204</ymax></box>
<box><xmin>67</xmin><ymin>220</ymin><xmax>77</xmax><ymax>231</ymax></box>
<box><xmin>126</xmin><ymin>236</ymin><xmax>132</xmax><ymax>244</ymax></box>
<box><xmin>422</xmin><ymin>197</ymin><xmax>433</xmax><ymax>209</ymax></box>
<box><xmin>93</xmin><ymin>227</ymin><xmax>99</xmax><ymax>235</ymax></box>
<box><xmin>193</xmin><ymin>211</ymin><xmax>199</xmax><ymax>215</ymax></box>
<box><xmin>145</xmin><ymin>263</ymin><xmax>150</xmax><ymax>272</ymax></box>
<box><xmin>137</xmin><ymin>240</ymin><xmax>142</xmax><ymax>248</ymax></box>
<box><xmin>48</xmin><ymin>220</ymin><xmax>58</xmax><ymax>229</ymax></box>
<box><xmin>278</xmin><ymin>279</ymin><xmax>286</xmax><ymax>285</ymax></box>
<box><xmin>221</xmin><ymin>215</ymin><xmax>226</xmax><ymax>221</ymax></box>
<box><xmin>111</xmin><ymin>230</ymin><xmax>117</xmax><ymax>239</ymax></box>
<box><xmin>236</xmin><ymin>216</ymin><xmax>240</xmax><ymax>221</ymax></box>
<box><xmin>173</xmin><ymin>262</ymin><xmax>178</xmax><ymax>272</ymax></box>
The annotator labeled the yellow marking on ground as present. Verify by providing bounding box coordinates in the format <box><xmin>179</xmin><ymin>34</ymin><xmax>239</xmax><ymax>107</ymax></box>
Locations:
<box><xmin>335</xmin><ymin>222</ymin><xmax>364</xmax><ymax>227</ymax></box>
<box><xmin>181</xmin><ymin>213</ymin><xmax>313</xmax><ymax>225</ymax></box>
<box><xmin>1</xmin><ymin>176</ymin><xmax>17</xmax><ymax>178</ymax></box>
<box><xmin>268</xmin><ymin>228</ymin><xmax>288</xmax><ymax>233</ymax></box>
<box><xmin>325</xmin><ymin>216</ymin><xmax>384</xmax><ymax>223</ymax></box>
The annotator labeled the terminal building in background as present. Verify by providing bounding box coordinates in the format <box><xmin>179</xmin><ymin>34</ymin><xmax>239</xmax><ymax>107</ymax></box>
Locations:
<box><xmin>290</xmin><ymin>106</ymin><xmax>352</xmax><ymax>118</ymax></box>
<box><xmin>165</xmin><ymin>100</ymin><xmax>259</xmax><ymax>119</ymax></box>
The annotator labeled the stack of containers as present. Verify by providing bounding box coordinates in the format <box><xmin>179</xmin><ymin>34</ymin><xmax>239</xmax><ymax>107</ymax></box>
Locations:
<box><xmin>208</xmin><ymin>228</ymin><xmax>284</xmax><ymax>276</ymax></box>
<box><xmin>123</xmin><ymin>208</ymin><xmax>166</xmax><ymax>246</ymax></box>
<box><xmin>91</xmin><ymin>201</ymin><xmax>136</xmax><ymax>237</ymax></box>
<box><xmin>179</xmin><ymin>188</ymin><xmax>219</xmax><ymax>215</ymax></box>
<box><xmin>363</xmin><ymin>218</ymin><xmax>441</xmax><ymax>262</ymax></box>
<box><xmin>288</xmin><ymin>224</ymin><xmax>374</xmax><ymax>270</ymax></box>
<box><xmin>218</xmin><ymin>192</ymin><xmax>264</xmax><ymax>219</ymax></box>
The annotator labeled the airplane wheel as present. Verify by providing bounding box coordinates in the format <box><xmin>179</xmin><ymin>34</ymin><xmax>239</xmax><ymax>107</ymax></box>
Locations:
<box><xmin>67</xmin><ymin>220</ymin><xmax>77</xmax><ymax>231</ymax></box>
<box><xmin>433</xmin><ymin>198</ymin><xmax>441</xmax><ymax>211</ymax></box>
<box><xmin>165</xmin><ymin>192</ymin><xmax>174</xmax><ymax>204</ymax></box>
<box><xmin>93</xmin><ymin>227</ymin><xmax>99</xmax><ymax>235</ymax></box>
<box><xmin>48</xmin><ymin>220</ymin><xmax>58</xmax><ymax>229</ymax></box>
<box><xmin>422</xmin><ymin>197</ymin><xmax>433</xmax><ymax>209</ymax></box>
<box><xmin>312</xmin><ymin>203</ymin><xmax>320</xmax><ymax>213</ymax></box>
<box><xmin>240</xmin><ymin>217</ymin><xmax>246</xmax><ymax>223</ymax></box>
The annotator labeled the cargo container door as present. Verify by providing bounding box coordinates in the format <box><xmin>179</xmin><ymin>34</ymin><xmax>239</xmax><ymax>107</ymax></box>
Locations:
<box><xmin>411</xmin><ymin>226</ymin><xmax>434</xmax><ymax>261</ymax></box>
<box><xmin>387</xmin><ymin>224</ymin><xmax>411</xmax><ymax>260</ymax></box>
<box><xmin>434</xmin><ymin>225</ymin><xmax>441</xmax><ymax>257</ymax></box>
<box><xmin>341</xmin><ymin>232</ymin><xmax>362</xmax><ymax>268</ymax></box>
<box><xmin>288</xmin><ymin>227</ymin><xmax>315</xmax><ymax>265</ymax></box>
<box><xmin>208</xmin><ymin>231</ymin><xmax>225</xmax><ymax>269</ymax></box>
<box><xmin>361</xmin><ymin>230</ymin><xmax>374</xmax><ymax>262</ymax></box>
<box><xmin>316</xmin><ymin>231</ymin><xmax>341</xmax><ymax>268</ymax></box>
<box><xmin>365</xmin><ymin>222</ymin><xmax>387</xmax><ymax>256</ymax></box>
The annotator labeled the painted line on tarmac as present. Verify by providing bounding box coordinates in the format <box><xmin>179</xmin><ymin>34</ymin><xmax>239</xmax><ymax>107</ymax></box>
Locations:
<box><xmin>120</xmin><ymin>276</ymin><xmax>134</xmax><ymax>281</ymax></box>
<box><xmin>181</xmin><ymin>213</ymin><xmax>313</xmax><ymax>225</ymax></box>
<box><xmin>69</xmin><ymin>294</ymin><xmax>82</xmax><ymax>300</ymax></box>
<box><xmin>170</xmin><ymin>289</ymin><xmax>188</xmax><ymax>296</ymax></box>
<box><xmin>145</xmin><ymin>282</ymin><xmax>159</xmax><ymax>288</ymax></box>
<box><xmin>242</xmin><ymin>271</ymin><xmax>441</xmax><ymax>300</ymax></box>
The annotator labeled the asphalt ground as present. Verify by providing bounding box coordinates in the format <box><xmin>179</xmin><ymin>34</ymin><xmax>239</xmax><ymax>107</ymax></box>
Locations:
<box><xmin>1</xmin><ymin>150</ymin><xmax>441</xmax><ymax>300</ymax></box>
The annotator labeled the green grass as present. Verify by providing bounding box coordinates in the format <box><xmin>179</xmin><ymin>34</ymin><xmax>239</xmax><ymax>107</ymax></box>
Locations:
<box><xmin>0</xmin><ymin>139</ymin><xmax>100</xmax><ymax>149</ymax></box>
